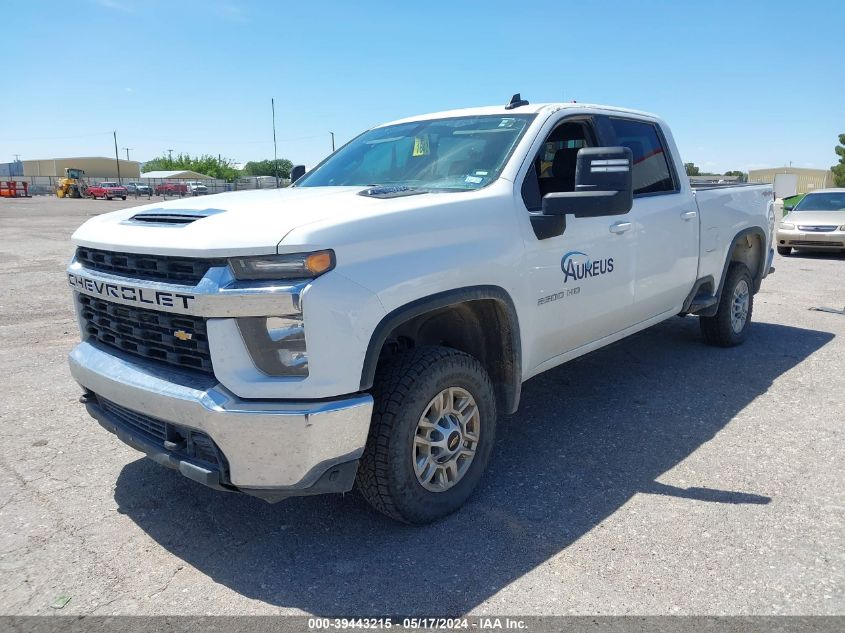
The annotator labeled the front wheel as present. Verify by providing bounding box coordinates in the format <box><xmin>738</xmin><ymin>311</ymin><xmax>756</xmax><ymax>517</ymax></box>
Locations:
<box><xmin>700</xmin><ymin>263</ymin><xmax>754</xmax><ymax>347</ymax></box>
<box><xmin>777</xmin><ymin>246</ymin><xmax>792</xmax><ymax>256</ymax></box>
<box><xmin>356</xmin><ymin>346</ymin><xmax>496</xmax><ymax>524</ymax></box>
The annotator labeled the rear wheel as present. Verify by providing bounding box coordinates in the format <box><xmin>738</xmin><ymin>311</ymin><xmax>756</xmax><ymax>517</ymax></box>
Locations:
<box><xmin>777</xmin><ymin>245</ymin><xmax>792</xmax><ymax>256</ymax></box>
<box><xmin>700</xmin><ymin>263</ymin><xmax>754</xmax><ymax>347</ymax></box>
<box><xmin>356</xmin><ymin>346</ymin><xmax>496</xmax><ymax>524</ymax></box>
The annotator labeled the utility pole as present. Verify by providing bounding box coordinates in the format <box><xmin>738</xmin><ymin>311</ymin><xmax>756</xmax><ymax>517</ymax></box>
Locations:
<box><xmin>330</xmin><ymin>132</ymin><xmax>335</xmax><ymax>152</ymax></box>
<box><xmin>123</xmin><ymin>147</ymin><xmax>133</xmax><ymax>161</ymax></box>
<box><xmin>113</xmin><ymin>131</ymin><xmax>122</xmax><ymax>183</ymax></box>
<box><xmin>167</xmin><ymin>149</ymin><xmax>174</xmax><ymax>167</ymax></box>
<box><xmin>271</xmin><ymin>98</ymin><xmax>279</xmax><ymax>188</ymax></box>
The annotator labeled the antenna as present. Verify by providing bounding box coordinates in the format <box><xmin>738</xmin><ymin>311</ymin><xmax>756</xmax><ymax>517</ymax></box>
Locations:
<box><xmin>505</xmin><ymin>93</ymin><xmax>529</xmax><ymax>110</ymax></box>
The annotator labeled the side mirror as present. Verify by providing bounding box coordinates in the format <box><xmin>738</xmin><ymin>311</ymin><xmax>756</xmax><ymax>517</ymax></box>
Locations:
<box><xmin>541</xmin><ymin>147</ymin><xmax>633</xmax><ymax>218</ymax></box>
<box><xmin>783</xmin><ymin>204</ymin><xmax>794</xmax><ymax>212</ymax></box>
<box><xmin>290</xmin><ymin>164</ymin><xmax>306</xmax><ymax>183</ymax></box>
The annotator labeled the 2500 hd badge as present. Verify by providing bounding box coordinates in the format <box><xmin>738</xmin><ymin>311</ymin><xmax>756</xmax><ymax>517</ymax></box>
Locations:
<box><xmin>67</xmin><ymin>272</ymin><xmax>195</xmax><ymax>309</ymax></box>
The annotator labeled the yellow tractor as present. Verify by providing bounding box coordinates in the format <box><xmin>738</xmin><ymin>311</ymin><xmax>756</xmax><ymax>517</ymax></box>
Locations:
<box><xmin>56</xmin><ymin>168</ymin><xmax>88</xmax><ymax>198</ymax></box>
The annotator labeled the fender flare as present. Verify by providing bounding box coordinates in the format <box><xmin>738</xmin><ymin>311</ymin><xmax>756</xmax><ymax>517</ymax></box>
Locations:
<box><xmin>359</xmin><ymin>285</ymin><xmax>522</xmax><ymax>413</ymax></box>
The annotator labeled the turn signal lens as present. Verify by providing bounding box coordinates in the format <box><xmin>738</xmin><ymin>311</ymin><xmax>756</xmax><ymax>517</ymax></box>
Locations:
<box><xmin>304</xmin><ymin>250</ymin><xmax>334</xmax><ymax>275</ymax></box>
<box><xmin>780</xmin><ymin>223</ymin><xmax>795</xmax><ymax>230</ymax></box>
<box><xmin>229</xmin><ymin>250</ymin><xmax>335</xmax><ymax>280</ymax></box>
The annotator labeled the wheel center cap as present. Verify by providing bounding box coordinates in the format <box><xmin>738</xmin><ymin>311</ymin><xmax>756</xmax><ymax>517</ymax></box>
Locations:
<box><xmin>447</xmin><ymin>431</ymin><xmax>461</xmax><ymax>451</ymax></box>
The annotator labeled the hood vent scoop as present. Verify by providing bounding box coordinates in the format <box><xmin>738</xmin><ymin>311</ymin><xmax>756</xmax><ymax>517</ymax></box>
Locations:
<box><xmin>125</xmin><ymin>208</ymin><xmax>226</xmax><ymax>226</ymax></box>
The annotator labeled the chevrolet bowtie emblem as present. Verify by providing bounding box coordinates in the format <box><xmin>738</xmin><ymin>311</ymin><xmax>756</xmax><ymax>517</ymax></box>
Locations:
<box><xmin>173</xmin><ymin>330</ymin><xmax>193</xmax><ymax>341</ymax></box>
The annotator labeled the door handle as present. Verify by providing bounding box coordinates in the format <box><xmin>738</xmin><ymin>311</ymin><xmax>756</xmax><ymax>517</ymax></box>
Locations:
<box><xmin>681</xmin><ymin>210</ymin><xmax>698</xmax><ymax>221</ymax></box>
<box><xmin>609</xmin><ymin>221</ymin><xmax>632</xmax><ymax>234</ymax></box>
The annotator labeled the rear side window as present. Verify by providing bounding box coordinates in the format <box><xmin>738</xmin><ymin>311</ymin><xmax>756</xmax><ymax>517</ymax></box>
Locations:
<box><xmin>608</xmin><ymin>118</ymin><xmax>676</xmax><ymax>195</ymax></box>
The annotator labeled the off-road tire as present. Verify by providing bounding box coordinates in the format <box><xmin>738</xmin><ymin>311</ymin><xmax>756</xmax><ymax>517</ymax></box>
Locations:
<box><xmin>777</xmin><ymin>246</ymin><xmax>791</xmax><ymax>256</ymax></box>
<box><xmin>700</xmin><ymin>263</ymin><xmax>754</xmax><ymax>347</ymax></box>
<box><xmin>356</xmin><ymin>346</ymin><xmax>496</xmax><ymax>524</ymax></box>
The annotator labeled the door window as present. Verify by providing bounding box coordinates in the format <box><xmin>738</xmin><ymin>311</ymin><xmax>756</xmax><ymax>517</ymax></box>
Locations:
<box><xmin>608</xmin><ymin>118</ymin><xmax>676</xmax><ymax>195</ymax></box>
<box><xmin>521</xmin><ymin>120</ymin><xmax>595</xmax><ymax>211</ymax></box>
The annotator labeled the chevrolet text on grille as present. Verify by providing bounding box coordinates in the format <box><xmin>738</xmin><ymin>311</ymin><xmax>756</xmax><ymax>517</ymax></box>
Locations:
<box><xmin>68</xmin><ymin>272</ymin><xmax>196</xmax><ymax>309</ymax></box>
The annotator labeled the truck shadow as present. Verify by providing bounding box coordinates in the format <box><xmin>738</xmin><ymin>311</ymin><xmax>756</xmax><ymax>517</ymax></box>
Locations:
<box><xmin>114</xmin><ymin>318</ymin><xmax>832</xmax><ymax>615</ymax></box>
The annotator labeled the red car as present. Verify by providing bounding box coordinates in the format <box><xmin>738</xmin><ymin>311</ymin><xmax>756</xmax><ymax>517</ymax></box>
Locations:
<box><xmin>154</xmin><ymin>182</ymin><xmax>188</xmax><ymax>196</ymax></box>
<box><xmin>87</xmin><ymin>182</ymin><xmax>128</xmax><ymax>200</ymax></box>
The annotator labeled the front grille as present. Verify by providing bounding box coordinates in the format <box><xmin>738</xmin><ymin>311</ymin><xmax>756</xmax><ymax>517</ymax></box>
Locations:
<box><xmin>75</xmin><ymin>247</ymin><xmax>226</xmax><ymax>284</ymax></box>
<box><xmin>797</xmin><ymin>225</ymin><xmax>837</xmax><ymax>232</ymax></box>
<box><xmin>99</xmin><ymin>397</ymin><xmax>224</xmax><ymax>467</ymax></box>
<box><xmin>79</xmin><ymin>294</ymin><xmax>213</xmax><ymax>375</ymax></box>
<box><xmin>790</xmin><ymin>240</ymin><xmax>843</xmax><ymax>247</ymax></box>
<box><xmin>101</xmin><ymin>398</ymin><xmax>166</xmax><ymax>440</ymax></box>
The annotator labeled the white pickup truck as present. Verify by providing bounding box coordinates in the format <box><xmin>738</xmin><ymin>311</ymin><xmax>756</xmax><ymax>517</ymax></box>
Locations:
<box><xmin>67</xmin><ymin>97</ymin><xmax>775</xmax><ymax>523</ymax></box>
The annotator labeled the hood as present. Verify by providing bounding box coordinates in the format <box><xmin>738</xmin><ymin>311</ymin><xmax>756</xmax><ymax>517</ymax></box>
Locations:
<box><xmin>71</xmin><ymin>186</ymin><xmax>443</xmax><ymax>256</ymax></box>
<box><xmin>783</xmin><ymin>210</ymin><xmax>845</xmax><ymax>227</ymax></box>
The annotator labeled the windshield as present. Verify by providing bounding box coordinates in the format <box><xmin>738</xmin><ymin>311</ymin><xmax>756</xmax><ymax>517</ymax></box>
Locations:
<box><xmin>793</xmin><ymin>192</ymin><xmax>845</xmax><ymax>212</ymax></box>
<box><xmin>297</xmin><ymin>114</ymin><xmax>535</xmax><ymax>191</ymax></box>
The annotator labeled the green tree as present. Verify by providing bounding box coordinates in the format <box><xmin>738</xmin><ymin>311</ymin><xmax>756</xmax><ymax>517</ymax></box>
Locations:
<box><xmin>141</xmin><ymin>153</ymin><xmax>241</xmax><ymax>181</ymax></box>
<box><xmin>724</xmin><ymin>170</ymin><xmax>748</xmax><ymax>183</ymax></box>
<box><xmin>242</xmin><ymin>159</ymin><xmax>293</xmax><ymax>179</ymax></box>
<box><xmin>832</xmin><ymin>133</ymin><xmax>845</xmax><ymax>187</ymax></box>
<box><xmin>684</xmin><ymin>162</ymin><xmax>700</xmax><ymax>176</ymax></box>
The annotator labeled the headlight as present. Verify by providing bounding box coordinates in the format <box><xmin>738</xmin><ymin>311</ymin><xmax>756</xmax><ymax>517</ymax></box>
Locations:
<box><xmin>780</xmin><ymin>222</ymin><xmax>795</xmax><ymax>230</ymax></box>
<box><xmin>229</xmin><ymin>250</ymin><xmax>335</xmax><ymax>280</ymax></box>
<box><xmin>840</xmin><ymin>225</ymin><xmax>845</xmax><ymax>231</ymax></box>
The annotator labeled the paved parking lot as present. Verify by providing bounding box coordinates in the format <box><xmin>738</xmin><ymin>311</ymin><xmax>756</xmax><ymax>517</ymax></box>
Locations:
<box><xmin>0</xmin><ymin>196</ymin><xmax>843</xmax><ymax>616</ymax></box>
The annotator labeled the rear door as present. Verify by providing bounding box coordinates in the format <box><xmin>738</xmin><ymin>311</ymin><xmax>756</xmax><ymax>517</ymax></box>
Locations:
<box><xmin>604</xmin><ymin>117</ymin><xmax>699</xmax><ymax>320</ymax></box>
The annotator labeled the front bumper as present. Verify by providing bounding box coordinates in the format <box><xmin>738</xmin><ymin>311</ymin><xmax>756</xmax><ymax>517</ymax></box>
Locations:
<box><xmin>777</xmin><ymin>228</ymin><xmax>845</xmax><ymax>249</ymax></box>
<box><xmin>69</xmin><ymin>341</ymin><xmax>373</xmax><ymax>501</ymax></box>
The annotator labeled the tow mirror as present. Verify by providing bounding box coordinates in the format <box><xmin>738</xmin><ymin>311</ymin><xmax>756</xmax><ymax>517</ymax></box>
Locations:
<box><xmin>290</xmin><ymin>164</ymin><xmax>306</xmax><ymax>183</ymax></box>
<box><xmin>541</xmin><ymin>147</ymin><xmax>633</xmax><ymax>218</ymax></box>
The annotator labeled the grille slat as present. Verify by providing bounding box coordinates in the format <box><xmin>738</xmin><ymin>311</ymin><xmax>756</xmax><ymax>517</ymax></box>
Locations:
<box><xmin>797</xmin><ymin>225</ymin><xmax>837</xmax><ymax>232</ymax></box>
<box><xmin>79</xmin><ymin>295</ymin><xmax>213</xmax><ymax>375</ymax></box>
<box><xmin>98</xmin><ymin>398</ymin><xmax>223</xmax><ymax>467</ymax></box>
<box><xmin>790</xmin><ymin>240</ymin><xmax>844</xmax><ymax>247</ymax></box>
<box><xmin>76</xmin><ymin>247</ymin><xmax>226</xmax><ymax>284</ymax></box>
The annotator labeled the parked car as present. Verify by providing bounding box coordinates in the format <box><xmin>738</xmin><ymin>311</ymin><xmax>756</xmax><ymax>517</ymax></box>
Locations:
<box><xmin>776</xmin><ymin>188</ymin><xmax>845</xmax><ymax>255</ymax></box>
<box><xmin>186</xmin><ymin>181</ymin><xmax>209</xmax><ymax>196</ymax></box>
<box><xmin>67</xmin><ymin>98</ymin><xmax>775</xmax><ymax>523</ymax></box>
<box><xmin>154</xmin><ymin>182</ymin><xmax>188</xmax><ymax>197</ymax></box>
<box><xmin>124</xmin><ymin>182</ymin><xmax>152</xmax><ymax>196</ymax></box>
<box><xmin>86</xmin><ymin>182</ymin><xmax>127</xmax><ymax>200</ymax></box>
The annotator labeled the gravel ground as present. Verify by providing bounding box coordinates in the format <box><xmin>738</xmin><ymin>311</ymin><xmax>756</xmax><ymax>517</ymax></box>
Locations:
<box><xmin>0</xmin><ymin>196</ymin><xmax>842</xmax><ymax>616</ymax></box>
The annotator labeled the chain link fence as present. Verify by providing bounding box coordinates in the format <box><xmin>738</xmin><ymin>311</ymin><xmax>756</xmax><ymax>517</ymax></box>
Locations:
<box><xmin>2</xmin><ymin>175</ymin><xmax>291</xmax><ymax>197</ymax></box>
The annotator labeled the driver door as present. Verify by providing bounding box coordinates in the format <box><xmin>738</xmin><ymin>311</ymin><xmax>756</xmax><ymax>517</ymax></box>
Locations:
<box><xmin>518</xmin><ymin>115</ymin><xmax>637</xmax><ymax>373</ymax></box>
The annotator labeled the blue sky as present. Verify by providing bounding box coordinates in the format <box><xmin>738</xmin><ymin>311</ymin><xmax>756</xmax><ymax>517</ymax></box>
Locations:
<box><xmin>2</xmin><ymin>0</ymin><xmax>842</xmax><ymax>172</ymax></box>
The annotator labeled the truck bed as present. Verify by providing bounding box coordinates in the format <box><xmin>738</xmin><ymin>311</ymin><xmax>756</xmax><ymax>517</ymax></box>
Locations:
<box><xmin>693</xmin><ymin>183</ymin><xmax>774</xmax><ymax>289</ymax></box>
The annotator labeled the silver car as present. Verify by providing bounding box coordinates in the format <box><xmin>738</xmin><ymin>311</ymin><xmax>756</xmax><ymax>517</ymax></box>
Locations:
<box><xmin>776</xmin><ymin>188</ymin><xmax>845</xmax><ymax>255</ymax></box>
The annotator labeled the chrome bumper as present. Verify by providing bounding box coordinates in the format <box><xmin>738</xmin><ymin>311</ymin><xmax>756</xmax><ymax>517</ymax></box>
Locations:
<box><xmin>69</xmin><ymin>341</ymin><xmax>373</xmax><ymax>495</ymax></box>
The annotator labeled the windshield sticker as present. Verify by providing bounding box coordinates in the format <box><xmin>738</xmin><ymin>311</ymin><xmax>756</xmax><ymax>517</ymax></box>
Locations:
<box><xmin>464</xmin><ymin>175</ymin><xmax>483</xmax><ymax>184</ymax></box>
<box><xmin>412</xmin><ymin>136</ymin><xmax>430</xmax><ymax>156</ymax></box>
<box><xmin>498</xmin><ymin>118</ymin><xmax>516</xmax><ymax>128</ymax></box>
<box><xmin>474</xmin><ymin>170</ymin><xmax>489</xmax><ymax>176</ymax></box>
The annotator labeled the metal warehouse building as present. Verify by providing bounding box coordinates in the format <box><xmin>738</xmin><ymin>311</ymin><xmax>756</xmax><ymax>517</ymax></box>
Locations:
<box><xmin>19</xmin><ymin>156</ymin><xmax>141</xmax><ymax>179</ymax></box>
<box><xmin>748</xmin><ymin>167</ymin><xmax>836</xmax><ymax>195</ymax></box>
